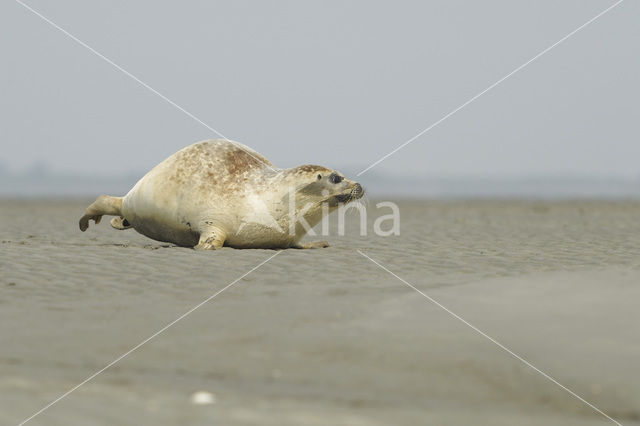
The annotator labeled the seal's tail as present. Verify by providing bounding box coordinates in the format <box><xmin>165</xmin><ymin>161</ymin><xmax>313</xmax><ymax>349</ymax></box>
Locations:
<box><xmin>79</xmin><ymin>195</ymin><xmax>123</xmax><ymax>232</ymax></box>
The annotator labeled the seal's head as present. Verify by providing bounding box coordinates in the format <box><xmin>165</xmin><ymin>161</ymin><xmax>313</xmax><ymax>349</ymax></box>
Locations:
<box><xmin>288</xmin><ymin>165</ymin><xmax>365</xmax><ymax>209</ymax></box>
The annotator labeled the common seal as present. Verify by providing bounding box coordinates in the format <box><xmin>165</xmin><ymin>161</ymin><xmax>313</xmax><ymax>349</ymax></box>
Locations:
<box><xmin>79</xmin><ymin>139</ymin><xmax>364</xmax><ymax>249</ymax></box>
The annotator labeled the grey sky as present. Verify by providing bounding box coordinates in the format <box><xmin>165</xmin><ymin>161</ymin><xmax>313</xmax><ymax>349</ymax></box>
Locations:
<box><xmin>1</xmin><ymin>0</ymin><xmax>638</xmax><ymax>180</ymax></box>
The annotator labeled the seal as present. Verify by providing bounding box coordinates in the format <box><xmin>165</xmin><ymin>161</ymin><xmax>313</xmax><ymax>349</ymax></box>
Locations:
<box><xmin>79</xmin><ymin>139</ymin><xmax>364</xmax><ymax>249</ymax></box>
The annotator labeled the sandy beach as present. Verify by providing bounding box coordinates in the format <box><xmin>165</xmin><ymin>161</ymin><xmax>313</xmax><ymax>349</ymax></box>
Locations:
<box><xmin>1</xmin><ymin>199</ymin><xmax>639</xmax><ymax>426</ymax></box>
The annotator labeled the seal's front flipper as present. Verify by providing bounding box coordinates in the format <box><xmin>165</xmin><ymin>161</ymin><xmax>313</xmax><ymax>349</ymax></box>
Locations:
<box><xmin>110</xmin><ymin>217</ymin><xmax>132</xmax><ymax>230</ymax></box>
<box><xmin>194</xmin><ymin>225</ymin><xmax>227</xmax><ymax>250</ymax></box>
<box><xmin>79</xmin><ymin>195</ymin><xmax>123</xmax><ymax>231</ymax></box>
<box><xmin>292</xmin><ymin>241</ymin><xmax>330</xmax><ymax>249</ymax></box>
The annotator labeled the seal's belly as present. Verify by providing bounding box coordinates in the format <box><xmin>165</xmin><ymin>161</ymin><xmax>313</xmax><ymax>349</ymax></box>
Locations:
<box><xmin>122</xmin><ymin>185</ymin><xmax>199</xmax><ymax>247</ymax></box>
<box><xmin>226</xmin><ymin>223</ymin><xmax>294</xmax><ymax>249</ymax></box>
<box><xmin>131</xmin><ymin>216</ymin><xmax>198</xmax><ymax>247</ymax></box>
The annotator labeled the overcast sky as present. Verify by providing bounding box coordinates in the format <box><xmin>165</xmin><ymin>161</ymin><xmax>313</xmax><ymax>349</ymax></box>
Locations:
<box><xmin>1</xmin><ymin>0</ymin><xmax>638</xmax><ymax>180</ymax></box>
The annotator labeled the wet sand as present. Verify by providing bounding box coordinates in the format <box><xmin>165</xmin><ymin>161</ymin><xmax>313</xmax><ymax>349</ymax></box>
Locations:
<box><xmin>1</xmin><ymin>199</ymin><xmax>639</xmax><ymax>426</ymax></box>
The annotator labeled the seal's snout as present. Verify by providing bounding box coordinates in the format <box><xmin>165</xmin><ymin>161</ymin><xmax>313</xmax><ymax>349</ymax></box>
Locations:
<box><xmin>334</xmin><ymin>182</ymin><xmax>365</xmax><ymax>203</ymax></box>
<box><xmin>352</xmin><ymin>183</ymin><xmax>364</xmax><ymax>199</ymax></box>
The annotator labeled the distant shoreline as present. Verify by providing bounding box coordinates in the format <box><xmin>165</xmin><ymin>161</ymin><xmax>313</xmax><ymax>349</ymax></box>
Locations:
<box><xmin>2</xmin><ymin>171</ymin><xmax>640</xmax><ymax>199</ymax></box>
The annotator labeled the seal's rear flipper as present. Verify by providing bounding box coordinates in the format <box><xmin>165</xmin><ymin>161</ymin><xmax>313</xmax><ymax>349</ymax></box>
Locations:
<box><xmin>79</xmin><ymin>195</ymin><xmax>123</xmax><ymax>231</ymax></box>
<box><xmin>110</xmin><ymin>217</ymin><xmax>132</xmax><ymax>230</ymax></box>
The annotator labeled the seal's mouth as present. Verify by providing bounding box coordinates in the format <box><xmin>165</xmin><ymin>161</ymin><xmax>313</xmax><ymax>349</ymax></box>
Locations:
<box><xmin>335</xmin><ymin>183</ymin><xmax>364</xmax><ymax>203</ymax></box>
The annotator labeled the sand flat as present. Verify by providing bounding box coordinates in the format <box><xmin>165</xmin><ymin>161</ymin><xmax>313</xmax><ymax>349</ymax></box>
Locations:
<box><xmin>1</xmin><ymin>199</ymin><xmax>639</xmax><ymax>425</ymax></box>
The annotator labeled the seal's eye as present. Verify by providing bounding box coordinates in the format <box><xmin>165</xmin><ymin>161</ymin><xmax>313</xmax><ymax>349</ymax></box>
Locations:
<box><xmin>329</xmin><ymin>173</ymin><xmax>343</xmax><ymax>184</ymax></box>
<box><xmin>317</xmin><ymin>174</ymin><xmax>322</xmax><ymax>180</ymax></box>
